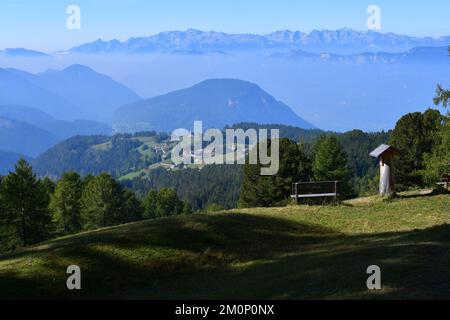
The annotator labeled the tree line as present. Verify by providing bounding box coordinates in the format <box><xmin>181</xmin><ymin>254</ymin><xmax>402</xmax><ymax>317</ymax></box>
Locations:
<box><xmin>122</xmin><ymin>164</ymin><xmax>243</xmax><ymax>211</ymax></box>
<box><xmin>239</xmin><ymin>105</ymin><xmax>448</xmax><ymax>208</ymax></box>
<box><xmin>239</xmin><ymin>135</ymin><xmax>354</xmax><ymax>207</ymax></box>
<box><xmin>389</xmin><ymin>108</ymin><xmax>448</xmax><ymax>190</ymax></box>
<box><xmin>0</xmin><ymin>159</ymin><xmax>190</xmax><ymax>253</ymax></box>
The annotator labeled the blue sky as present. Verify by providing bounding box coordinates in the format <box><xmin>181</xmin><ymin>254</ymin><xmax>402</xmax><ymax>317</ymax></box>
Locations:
<box><xmin>1</xmin><ymin>0</ymin><xmax>450</xmax><ymax>52</ymax></box>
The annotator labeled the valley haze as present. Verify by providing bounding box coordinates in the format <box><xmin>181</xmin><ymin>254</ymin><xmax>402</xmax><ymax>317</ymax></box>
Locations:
<box><xmin>1</xmin><ymin>29</ymin><xmax>449</xmax><ymax>132</ymax></box>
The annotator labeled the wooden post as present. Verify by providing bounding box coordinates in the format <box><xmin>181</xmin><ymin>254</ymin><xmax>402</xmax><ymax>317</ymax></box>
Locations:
<box><xmin>379</xmin><ymin>153</ymin><xmax>395</xmax><ymax>196</ymax></box>
<box><xmin>334</xmin><ymin>180</ymin><xmax>338</xmax><ymax>201</ymax></box>
<box><xmin>370</xmin><ymin>145</ymin><xmax>398</xmax><ymax>197</ymax></box>
<box><xmin>295</xmin><ymin>182</ymin><xmax>299</xmax><ymax>205</ymax></box>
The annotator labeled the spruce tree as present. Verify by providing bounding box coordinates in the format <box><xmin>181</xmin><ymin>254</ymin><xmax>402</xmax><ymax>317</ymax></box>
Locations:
<box><xmin>122</xmin><ymin>189</ymin><xmax>143</xmax><ymax>222</ymax></box>
<box><xmin>182</xmin><ymin>202</ymin><xmax>193</xmax><ymax>215</ymax></box>
<box><xmin>143</xmin><ymin>189</ymin><xmax>158</xmax><ymax>219</ymax></box>
<box><xmin>312</xmin><ymin>135</ymin><xmax>353</xmax><ymax>198</ymax></box>
<box><xmin>81</xmin><ymin>173</ymin><xmax>125</xmax><ymax>229</ymax></box>
<box><xmin>0</xmin><ymin>159</ymin><xmax>51</xmax><ymax>246</ymax></box>
<box><xmin>390</xmin><ymin>109</ymin><xmax>443</xmax><ymax>189</ymax></box>
<box><xmin>50</xmin><ymin>172</ymin><xmax>83</xmax><ymax>234</ymax></box>
<box><xmin>425</xmin><ymin>70</ymin><xmax>450</xmax><ymax>183</ymax></box>
<box><xmin>156</xmin><ymin>188</ymin><xmax>183</xmax><ymax>216</ymax></box>
<box><xmin>239</xmin><ymin>138</ymin><xmax>312</xmax><ymax>207</ymax></box>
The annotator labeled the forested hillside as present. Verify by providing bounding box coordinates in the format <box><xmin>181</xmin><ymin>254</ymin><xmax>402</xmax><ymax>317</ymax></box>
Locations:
<box><xmin>32</xmin><ymin>123</ymin><xmax>391</xmax><ymax>209</ymax></box>
<box><xmin>33</xmin><ymin>132</ymin><xmax>170</xmax><ymax>178</ymax></box>
<box><xmin>122</xmin><ymin>165</ymin><xmax>243</xmax><ymax>211</ymax></box>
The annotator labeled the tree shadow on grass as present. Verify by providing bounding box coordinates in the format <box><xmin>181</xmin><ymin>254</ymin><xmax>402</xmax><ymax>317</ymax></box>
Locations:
<box><xmin>1</xmin><ymin>213</ymin><xmax>449</xmax><ymax>299</ymax></box>
<box><xmin>398</xmin><ymin>188</ymin><xmax>450</xmax><ymax>199</ymax></box>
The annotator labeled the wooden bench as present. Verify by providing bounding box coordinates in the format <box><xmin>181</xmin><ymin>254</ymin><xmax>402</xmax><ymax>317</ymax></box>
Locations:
<box><xmin>437</xmin><ymin>173</ymin><xmax>450</xmax><ymax>189</ymax></box>
<box><xmin>291</xmin><ymin>181</ymin><xmax>339</xmax><ymax>204</ymax></box>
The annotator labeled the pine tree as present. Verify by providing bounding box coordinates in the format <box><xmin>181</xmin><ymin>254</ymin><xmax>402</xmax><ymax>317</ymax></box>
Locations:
<box><xmin>312</xmin><ymin>135</ymin><xmax>353</xmax><ymax>198</ymax></box>
<box><xmin>81</xmin><ymin>173</ymin><xmax>125</xmax><ymax>229</ymax></box>
<box><xmin>239</xmin><ymin>138</ymin><xmax>312</xmax><ymax>207</ymax></box>
<box><xmin>156</xmin><ymin>188</ymin><xmax>183</xmax><ymax>216</ymax></box>
<box><xmin>390</xmin><ymin>109</ymin><xmax>443</xmax><ymax>189</ymax></box>
<box><xmin>0</xmin><ymin>159</ymin><xmax>51</xmax><ymax>247</ymax></box>
<box><xmin>41</xmin><ymin>177</ymin><xmax>56</xmax><ymax>195</ymax></box>
<box><xmin>425</xmin><ymin>74</ymin><xmax>450</xmax><ymax>184</ymax></box>
<box><xmin>182</xmin><ymin>202</ymin><xmax>193</xmax><ymax>215</ymax></box>
<box><xmin>424</xmin><ymin>116</ymin><xmax>450</xmax><ymax>184</ymax></box>
<box><xmin>143</xmin><ymin>189</ymin><xmax>158</xmax><ymax>219</ymax></box>
<box><xmin>122</xmin><ymin>189</ymin><xmax>143</xmax><ymax>222</ymax></box>
<box><xmin>50</xmin><ymin>172</ymin><xmax>83</xmax><ymax>235</ymax></box>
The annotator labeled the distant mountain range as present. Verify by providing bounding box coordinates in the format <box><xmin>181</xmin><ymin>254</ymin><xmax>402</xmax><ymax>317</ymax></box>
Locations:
<box><xmin>1</xmin><ymin>65</ymin><xmax>140</xmax><ymax>122</ymax></box>
<box><xmin>114</xmin><ymin>79</ymin><xmax>315</xmax><ymax>132</ymax></box>
<box><xmin>273</xmin><ymin>46</ymin><xmax>450</xmax><ymax>63</ymax></box>
<box><xmin>1</xmin><ymin>29</ymin><xmax>448</xmax><ymax>57</ymax></box>
<box><xmin>0</xmin><ymin>48</ymin><xmax>50</xmax><ymax>57</ymax></box>
<box><xmin>64</xmin><ymin>29</ymin><xmax>450</xmax><ymax>55</ymax></box>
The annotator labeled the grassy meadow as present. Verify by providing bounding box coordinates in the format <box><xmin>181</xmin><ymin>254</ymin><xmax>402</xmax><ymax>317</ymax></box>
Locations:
<box><xmin>0</xmin><ymin>190</ymin><xmax>449</xmax><ymax>299</ymax></box>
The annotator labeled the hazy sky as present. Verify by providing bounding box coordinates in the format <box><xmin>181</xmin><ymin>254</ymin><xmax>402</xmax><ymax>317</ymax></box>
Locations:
<box><xmin>1</xmin><ymin>0</ymin><xmax>450</xmax><ymax>52</ymax></box>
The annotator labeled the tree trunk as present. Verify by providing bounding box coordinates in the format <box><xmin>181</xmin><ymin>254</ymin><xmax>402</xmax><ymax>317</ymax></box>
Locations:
<box><xmin>21</xmin><ymin>210</ymin><xmax>26</xmax><ymax>247</ymax></box>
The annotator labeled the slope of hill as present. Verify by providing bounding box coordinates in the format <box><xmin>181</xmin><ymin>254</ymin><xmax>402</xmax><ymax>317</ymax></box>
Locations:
<box><xmin>114</xmin><ymin>79</ymin><xmax>315</xmax><ymax>132</ymax></box>
<box><xmin>0</xmin><ymin>105</ymin><xmax>112</xmax><ymax>139</ymax></box>
<box><xmin>66</xmin><ymin>29</ymin><xmax>450</xmax><ymax>55</ymax></box>
<box><xmin>0</xmin><ymin>117</ymin><xmax>59</xmax><ymax>157</ymax></box>
<box><xmin>0</xmin><ymin>105</ymin><xmax>55</xmax><ymax>127</ymax></box>
<box><xmin>32</xmin><ymin>123</ymin><xmax>389</xmax><ymax>178</ymax></box>
<box><xmin>5</xmin><ymin>65</ymin><xmax>141</xmax><ymax>122</ymax></box>
<box><xmin>33</xmin><ymin>132</ymin><xmax>170</xmax><ymax>179</ymax></box>
<box><xmin>33</xmin><ymin>123</ymin><xmax>329</xmax><ymax>181</ymax></box>
<box><xmin>1</xmin><ymin>192</ymin><xmax>449</xmax><ymax>299</ymax></box>
<box><xmin>0</xmin><ymin>68</ymin><xmax>76</xmax><ymax>120</ymax></box>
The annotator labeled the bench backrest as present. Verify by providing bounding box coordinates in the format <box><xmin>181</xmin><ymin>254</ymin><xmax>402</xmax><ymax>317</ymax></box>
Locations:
<box><xmin>292</xmin><ymin>181</ymin><xmax>339</xmax><ymax>195</ymax></box>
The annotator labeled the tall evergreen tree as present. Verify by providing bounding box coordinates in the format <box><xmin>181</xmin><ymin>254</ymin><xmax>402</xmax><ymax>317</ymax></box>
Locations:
<box><xmin>122</xmin><ymin>189</ymin><xmax>143</xmax><ymax>222</ymax></box>
<box><xmin>156</xmin><ymin>188</ymin><xmax>183</xmax><ymax>216</ymax></box>
<box><xmin>0</xmin><ymin>159</ymin><xmax>51</xmax><ymax>247</ymax></box>
<box><xmin>434</xmin><ymin>84</ymin><xmax>450</xmax><ymax>108</ymax></box>
<box><xmin>424</xmin><ymin>116</ymin><xmax>450</xmax><ymax>184</ymax></box>
<box><xmin>312</xmin><ymin>135</ymin><xmax>353</xmax><ymax>198</ymax></box>
<box><xmin>389</xmin><ymin>109</ymin><xmax>443</xmax><ymax>189</ymax></box>
<box><xmin>426</xmin><ymin>70</ymin><xmax>450</xmax><ymax>184</ymax></box>
<box><xmin>50</xmin><ymin>172</ymin><xmax>83</xmax><ymax>235</ymax></box>
<box><xmin>143</xmin><ymin>189</ymin><xmax>159</xmax><ymax>219</ymax></box>
<box><xmin>0</xmin><ymin>177</ymin><xmax>14</xmax><ymax>251</ymax></box>
<box><xmin>81</xmin><ymin>173</ymin><xmax>125</xmax><ymax>229</ymax></box>
<box><xmin>182</xmin><ymin>202</ymin><xmax>193</xmax><ymax>215</ymax></box>
<box><xmin>239</xmin><ymin>138</ymin><xmax>312</xmax><ymax>207</ymax></box>
<box><xmin>142</xmin><ymin>188</ymin><xmax>184</xmax><ymax>218</ymax></box>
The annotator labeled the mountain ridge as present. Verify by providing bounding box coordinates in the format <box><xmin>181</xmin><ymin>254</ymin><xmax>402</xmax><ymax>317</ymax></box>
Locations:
<box><xmin>1</xmin><ymin>65</ymin><xmax>140</xmax><ymax>122</ymax></box>
<box><xmin>0</xmin><ymin>48</ymin><xmax>50</xmax><ymax>57</ymax></box>
<box><xmin>113</xmin><ymin>78</ymin><xmax>315</xmax><ymax>133</ymax></box>
<box><xmin>0</xmin><ymin>116</ymin><xmax>59</xmax><ymax>157</ymax></box>
<box><xmin>272</xmin><ymin>45</ymin><xmax>450</xmax><ymax>63</ymax></box>
<box><xmin>65</xmin><ymin>28</ymin><xmax>450</xmax><ymax>55</ymax></box>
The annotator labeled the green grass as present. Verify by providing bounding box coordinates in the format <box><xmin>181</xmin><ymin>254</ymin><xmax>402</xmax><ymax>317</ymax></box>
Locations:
<box><xmin>1</xmin><ymin>191</ymin><xmax>449</xmax><ymax>300</ymax></box>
